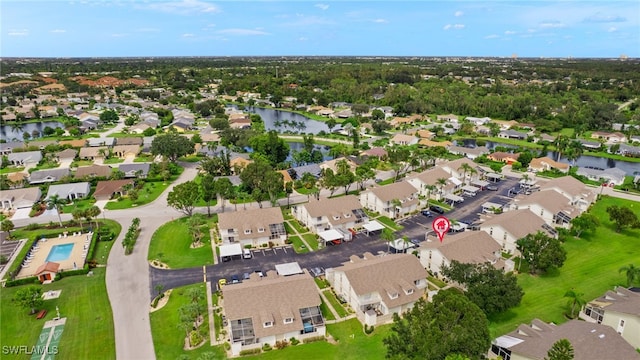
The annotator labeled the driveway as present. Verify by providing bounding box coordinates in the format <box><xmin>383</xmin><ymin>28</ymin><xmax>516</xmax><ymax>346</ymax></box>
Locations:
<box><xmin>11</xmin><ymin>207</ymin><xmax>32</xmax><ymax>220</ymax></box>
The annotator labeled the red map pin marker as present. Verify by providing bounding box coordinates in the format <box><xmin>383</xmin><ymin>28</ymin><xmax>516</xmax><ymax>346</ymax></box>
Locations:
<box><xmin>432</xmin><ymin>216</ymin><xmax>451</xmax><ymax>243</ymax></box>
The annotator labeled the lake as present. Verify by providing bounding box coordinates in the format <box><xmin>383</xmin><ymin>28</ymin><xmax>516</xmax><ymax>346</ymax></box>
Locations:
<box><xmin>456</xmin><ymin>139</ymin><xmax>640</xmax><ymax>176</ymax></box>
<box><xmin>228</xmin><ymin>105</ymin><xmax>330</xmax><ymax>134</ymax></box>
<box><xmin>1</xmin><ymin>121</ymin><xmax>64</xmax><ymax>141</ymax></box>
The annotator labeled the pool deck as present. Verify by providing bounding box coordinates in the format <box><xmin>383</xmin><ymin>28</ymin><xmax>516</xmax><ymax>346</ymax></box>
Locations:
<box><xmin>17</xmin><ymin>232</ymin><xmax>92</xmax><ymax>279</ymax></box>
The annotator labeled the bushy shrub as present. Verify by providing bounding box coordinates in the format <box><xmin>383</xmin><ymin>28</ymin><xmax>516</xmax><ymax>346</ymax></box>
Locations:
<box><xmin>274</xmin><ymin>340</ymin><xmax>289</xmax><ymax>349</ymax></box>
<box><xmin>289</xmin><ymin>337</ymin><xmax>300</xmax><ymax>346</ymax></box>
<box><xmin>262</xmin><ymin>343</ymin><xmax>272</xmax><ymax>351</ymax></box>
<box><xmin>302</xmin><ymin>336</ymin><xmax>326</xmax><ymax>344</ymax></box>
<box><xmin>239</xmin><ymin>348</ymin><xmax>261</xmax><ymax>356</ymax></box>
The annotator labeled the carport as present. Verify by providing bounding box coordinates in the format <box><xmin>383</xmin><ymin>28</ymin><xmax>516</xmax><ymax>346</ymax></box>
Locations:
<box><xmin>444</xmin><ymin>193</ymin><xmax>464</xmax><ymax>204</ymax></box>
<box><xmin>472</xmin><ymin>179</ymin><xmax>490</xmax><ymax>189</ymax></box>
<box><xmin>389</xmin><ymin>238</ymin><xmax>416</xmax><ymax>253</ymax></box>
<box><xmin>318</xmin><ymin>229</ymin><xmax>344</xmax><ymax>246</ymax></box>
<box><xmin>481</xmin><ymin>202</ymin><xmax>503</xmax><ymax>213</ymax></box>
<box><xmin>275</xmin><ymin>262</ymin><xmax>303</xmax><ymax>276</ymax></box>
<box><xmin>462</xmin><ymin>185</ymin><xmax>480</xmax><ymax>196</ymax></box>
<box><xmin>362</xmin><ymin>220</ymin><xmax>384</xmax><ymax>236</ymax></box>
<box><xmin>486</xmin><ymin>173</ymin><xmax>502</xmax><ymax>182</ymax></box>
<box><xmin>219</xmin><ymin>243</ymin><xmax>242</xmax><ymax>262</ymax></box>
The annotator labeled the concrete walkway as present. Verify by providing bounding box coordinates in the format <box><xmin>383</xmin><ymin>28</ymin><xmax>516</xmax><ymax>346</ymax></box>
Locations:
<box><xmin>318</xmin><ymin>289</ymin><xmax>341</xmax><ymax>320</ymax></box>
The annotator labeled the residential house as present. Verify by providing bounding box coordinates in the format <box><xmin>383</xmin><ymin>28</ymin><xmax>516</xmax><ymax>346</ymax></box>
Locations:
<box><xmin>447</xmin><ymin>145</ymin><xmax>490</xmax><ymax>160</ymax></box>
<box><xmin>325</xmin><ymin>253</ymin><xmax>428</xmax><ymax>325</ymax></box>
<box><xmin>7</xmin><ymin>172</ymin><xmax>28</xmax><ymax>187</ymax></box>
<box><xmin>75</xmin><ymin>164</ymin><xmax>112</xmax><ymax>179</ymax></box>
<box><xmin>319</xmin><ymin>157</ymin><xmax>358</xmax><ymax>174</ymax></box>
<box><xmin>419</xmin><ymin>231</ymin><xmax>510</xmax><ymax>276</ymax></box>
<box><xmin>617</xmin><ymin>144</ymin><xmax>640</xmax><ymax>157</ymax></box>
<box><xmin>0</xmin><ymin>141</ymin><xmax>26</xmax><ymax>155</ymax></box>
<box><xmin>390</xmin><ymin>133</ymin><xmax>418</xmax><ymax>146</ymax></box>
<box><xmin>230</xmin><ymin>156</ymin><xmax>253</xmax><ymax>174</ymax></box>
<box><xmin>466</xmin><ymin>116</ymin><xmax>492</xmax><ymax>126</ymax></box>
<box><xmin>115</xmin><ymin>137</ymin><xmax>143</xmax><ymax>146</ymax></box>
<box><xmin>26</xmin><ymin>140</ymin><xmax>57</xmax><ymax>150</ymax></box>
<box><xmin>536</xmin><ymin>133</ymin><xmax>556</xmax><ymax>143</ymax></box>
<box><xmin>418</xmin><ymin>139</ymin><xmax>452</xmax><ymax>148</ymax></box>
<box><xmin>360</xmin><ymin>147</ymin><xmax>388</xmax><ymax>159</ymax></box>
<box><xmin>46</xmin><ymin>182</ymin><xmax>91</xmax><ymax>201</ymax></box>
<box><xmin>7</xmin><ymin>151</ymin><xmax>42</xmax><ymax>166</ymax></box>
<box><xmin>580</xmin><ymin>286</ymin><xmax>640</xmax><ymax>349</ymax></box>
<box><xmin>112</xmin><ymin>145</ymin><xmax>141</xmax><ymax>159</ymax></box>
<box><xmin>87</xmin><ymin>137</ymin><xmax>115</xmax><ymax>147</ymax></box>
<box><xmin>410</xmin><ymin>129</ymin><xmax>435</xmax><ymax>139</ymax></box>
<box><xmin>293</xmin><ymin>195</ymin><xmax>367</xmax><ymax>234</ymax></box>
<box><xmin>406</xmin><ymin>167</ymin><xmax>455</xmax><ymax>200</ymax></box>
<box><xmin>29</xmin><ymin>168</ymin><xmax>70</xmax><ymax>184</ymax></box>
<box><xmin>498</xmin><ymin>129</ymin><xmax>528</xmax><ymax>140</ymax></box>
<box><xmin>129</xmin><ymin>123</ymin><xmax>151</xmax><ymax>134</ymax></box>
<box><xmin>591</xmin><ymin>131</ymin><xmax>627</xmax><ymax>144</ymax></box>
<box><xmin>576</xmin><ymin>167</ymin><xmax>626</xmax><ymax>186</ymax></box>
<box><xmin>0</xmin><ymin>187</ymin><xmax>42</xmax><ymax>210</ymax></box>
<box><xmin>528</xmin><ymin>157</ymin><xmax>570</xmax><ymax>173</ymax></box>
<box><xmin>577</xmin><ymin>139</ymin><xmax>602</xmax><ymax>150</ymax></box>
<box><xmin>118</xmin><ymin>163</ymin><xmax>150</xmax><ymax>178</ymax></box>
<box><xmin>223</xmin><ymin>271</ymin><xmax>325</xmax><ymax>356</ymax></box>
<box><xmin>487</xmin><ymin>151</ymin><xmax>521</xmax><ymax>165</ymax></box>
<box><xmin>436</xmin><ymin>114</ymin><xmax>459</xmax><ymax>122</ymax></box>
<box><xmin>510</xmin><ymin>190</ymin><xmax>582</xmax><ymax>228</ymax></box>
<box><xmin>479</xmin><ymin>209</ymin><xmax>552</xmax><ymax>254</ymax></box>
<box><xmin>218</xmin><ymin>207</ymin><xmax>287</xmax><ymax>247</ymax></box>
<box><xmin>58</xmin><ymin>139</ymin><xmax>87</xmax><ymax>148</ymax></box>
<box><xmin>79</xmin><ymin>146</ymin><xmax>108</xmax><ymax>160</ymax></box>
<box><xmin>491</xmin><ymin>119</ymin><xmax>519</xmax><ymax>129</ymax></box>
<box><xmin>359</xmin><ymin>181</ymin><xmax>419</xmax><ymax>219</ymax></box>
<box><xmin>55</xmin><ymin>149</ymin><xmax>78</xmax><ymax>162</ymax></box>
<box><xmin>538</xmin><ymin>176</ymin><xmax>596</xmax><ymax>211</ymax></box>
<box><xmin>93</xmin><ymin>179</ymin><xmax>135</xmax><ymax>201</ymax></box>
<box><xmin>440</xmin><ymin>157</ymin><xmax>483</xmax><ymax>184</ymax></box>
<box><xmin>288</xmin><ymin>163</ymin><xmax>322</xmax><ymax>180</ymax></box>
<box><xmin>491</xmin><ymin>319</ymin><xmax>639</xmax><ymax>360</ymax></box>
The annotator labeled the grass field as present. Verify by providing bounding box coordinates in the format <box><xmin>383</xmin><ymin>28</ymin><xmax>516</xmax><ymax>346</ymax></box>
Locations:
<box><xmin>322</xmin><ymin>290</ymin><xmax>349</xmax><ymax>318</ymax></box>
<box><xmin>0</xmin><ymin>267</ymin><xmax>115</xmax><ymax>360</ymax></box>
<box><xmin>489</xmin><ymin>196</ymin><xmax>640</xmax><ymax>337</ymax></box>
<box><xmin>105</xmin><ymin>180</ymin><xmax>172</xmax><ymax>210</ymax></box>
<box><xmin>287</xmin><ymin>235</ymin><xmax>309</xmax><ymax>254</ymax></box>
<box><xmin>150</xmin><ymin>283</ymin><xmax>225</xmax><ymax>360</ymax></box>
<box><xmin>375</xmin><ymin>216</ymin><xmax>404</xmax><ymax>231</ymax></box>
<box><xmin>148</xmin><ymin>217</ymin><xmax>214</xmax><ymax>269</ymax></box>
<box><xmin>248</xmin><ymin>318</ymin><xmax>391</xmax><ymax>360</ymax></box>
<box><xmin>302</xmin><ymin>234</ymin><xmax>320</xmax><ymax>251</ymax></box>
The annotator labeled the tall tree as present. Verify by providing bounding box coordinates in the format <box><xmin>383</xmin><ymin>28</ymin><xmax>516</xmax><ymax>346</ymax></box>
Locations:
<box><xmin>381</xmin><ymin>228</ymin><xmax>396</xmax><ymax>253</ymax></box>
<box><xmin>619</xmin><ymin>264</ymin><xmax>640</xmax><ymax>287</ymax></box>
<box><xmin>516</xmin><ymin>231</ymin><xmax>567</xmax><ymax>274</ymax></box>
<box><xmin>606</xmin><ymin>205</ymin><xmax>640</xmax><ymax>233</ymax></box>
<box><xmin>570</xmin><ymin>213</ymin><xmax>599</xmax><ymax>238</ymax></box>
<box><xmin>167</xmin><ymin>181</ymin><xmax>201</xmax><ymax>216</ymax></box>
<box><xmin>355</xmin><ymin>164</ymin><xmax>375</xmax><ymax>191</ymax></box>
<box><xmin>563</xmin><ymin>289</ymin><xmax>586</xmax><ymax>319</ymax></box>
<box><xmin>46</xmin><ymin>194</ymin><xmax>66</xmax><ymax>226</ymax></box>
<box><xmin>200</xmin><ymin>174</ymin><xmax>217</xmax><ymax>217</ymax></box>
<box><xmin>442</xmin><ymin>261</ymin><xmax>524</xmax><ymax>315</ymax></box>
<box><xmin>151</xmin><ymin>134</ymin><xmax>195</xmax><ymax>162</ymax></box>
<box><xmin>214</xmin><ymin>177</ymin><xmax>234</xmax><ymax>212</ymax></box>
<box><xmin>545</xmin><ymin>339</ymin><xmax>574</xmax><ymax>360</ymax></box>
<box><xmin>248</xmin><ymin>130</ymin><xmax>290</xmax><ymax>167</ymax></box>
<box><xmin>383</xmin><ymin>289</ymin><xmax>490</xmax><ymax>360</ymax></box>
<box><xmin>14</xmin><ymin>286</ymin><xmax>44</xmax><ymax>315</ymax></box>
<box><xmin>1</xmin><ymin>219</ymin><xmax>15</xmax><ymax>236</ymax></box>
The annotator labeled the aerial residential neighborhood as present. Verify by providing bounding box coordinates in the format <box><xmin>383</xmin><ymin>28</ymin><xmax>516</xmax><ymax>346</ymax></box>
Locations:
<box><xmin>1</xmin><ymin>1</ymin><xmax>640</xmax><ymax>360</ymax></box>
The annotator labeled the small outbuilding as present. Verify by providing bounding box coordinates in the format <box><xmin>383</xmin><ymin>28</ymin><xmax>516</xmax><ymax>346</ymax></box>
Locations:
<box><xmin>35</xmin><ymin>261</ymin><xmax>60</xmax><ymax>283</ymax></box>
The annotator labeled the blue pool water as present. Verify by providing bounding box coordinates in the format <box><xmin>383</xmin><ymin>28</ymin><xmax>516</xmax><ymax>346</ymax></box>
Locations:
<box><xmin>46</xmin><ymin>243</ymin><xmax>74</xmax><ymax>262</ymax></box>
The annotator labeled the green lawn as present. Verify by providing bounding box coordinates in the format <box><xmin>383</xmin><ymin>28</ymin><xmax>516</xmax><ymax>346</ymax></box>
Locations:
<box><xmin>150</xmin><ymin>283</ymin><xmax>225</xmax><ymax>360</ymax></box>
<box><xmin>320</xmin><ymin>299</ymin><xmax>336</xmax><ymax>321</ymax></box>
<box><xmin>0</xmin><ymin>166</ymin><xmax>24</xmax><ymax>174</ymax></box>
<box><xmin>0</xmin><ymin>267</ymin><xmax>115</xmax><ymax>360</ymax></box>
<box><xmin>489</xmin><ymin>196</ymin><xmax>640</xmax><ymax>337</ymax></box>
<box><xmin>248</xmin><ymin>318</ymin><xmax>391</xmax><ymax>360</ymax></box>
<box><xmin>322</xmin><ymin>290</ymin><xmax>349</xmax><ymax>318</ymax></box>
<box><xmin>70</xmin><ymin>160</ymin><xmax>94</xmax><ymax>167</ymax></box>
<box><xmin>102</xmin><ymin>157</ymin><xmax>124</xmax><ymax>164</ymax></box>
<box><xmin>287</xmin><ymin>235</ymin><xmax>309</xmax><ymax>254</ymax></box>
<box><xmin>289</xmin><ymin>219</ymin><xmax>307</xmax><ymax>234</ymax></box>
<box><xmin>302</xmin><ymin>234</ymin><xmax>320</xmax><ymax>251</ymax></box>
<box><xmin>427</xmin><ymin>276</ymin><xmax>447</xmax><ymax>288</ymax></box>
<box><xmin>375</xmin><ymin>216</ymin><xmax>404</xmax><ymax>231</ymax></box>
<box><xmin>105</xmin><ymin>180</ymin><xmax>171</xmax><ymax>210</ymax></box>
<box><xmin>148</xmin><ymin>217</ymin><xmax>214</xmax><ymax>269</ymax></box>
<box><xmin>62</xmin><ymin>197</ymin><xmax>98</xmax><ymax>214</ymax></box>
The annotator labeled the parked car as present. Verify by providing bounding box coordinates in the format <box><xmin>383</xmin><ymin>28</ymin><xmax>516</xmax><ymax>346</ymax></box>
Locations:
<box><xmin>410</xmin><ymin>238</ymin><xmax>421</xmax><ymax>245</ymax></box>
<box><xmin>421</xmin><ymin>210</ymin><xmax>432</xmax><ymax>217</ymax></box>
<box><xmin>486</xmin><ymin>185</ymin><xmax>499</xmax><ymax>191</ymax></box>
<box><xmin>429</xmin><ymin>205</ymin><xmax>446</xmax><ymax>214</ymax></box>
<box><xmin>231</xmin><ymin>275</ymin><xmax>240</xmax><ymax>284</ymax></box>
<box><xmin>243</xmin><ymin>272</ymin><xmax>251</xmax><ymax>280</ymax></box>
<box><xmin>310</xmin><ymin>267</ymin><xmax>325</xmax><ymax>277</ymax></box>
<box><xmin>243</xmin><ymin>248</ymin><xmax>252</xmax><ymax>259</ymax></box>
<box><xmin>375</xmin><ymin>178</ymin><xmax>383</xmax><ymax>183</ymax></box>
<box><xmin>254</xmin><ymin>270</ymin><xmax>264</xmax><ymax>277</ymax></box>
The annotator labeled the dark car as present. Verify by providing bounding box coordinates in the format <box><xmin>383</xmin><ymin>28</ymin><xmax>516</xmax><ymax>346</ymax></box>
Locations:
<box><xmin>231</xmin><ymin>275</ymin><xmax>240</xmax><ymax>284</ymax></box>
<box><xmin>429</xmin><ymin>205</ymin><xmax>446</xmax><ymax>214</ymax></box>
<box><xmin>410</xmin><ymin>238</ymin><xmax>421</xmax><ymax>245</ymax></box>
<box><xmin>421</xmin><ymin>210</ymin><xmax>432</xmax><ymax>217</ymax></box>
<box><xmin>486</xmin><ymin>185</ymin><xmax>499</xmax><ymax>191</ymax></box>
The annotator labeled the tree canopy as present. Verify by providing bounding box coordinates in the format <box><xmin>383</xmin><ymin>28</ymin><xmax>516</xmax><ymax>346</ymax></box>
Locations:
<box><xmin>442</xmin><ymin>261</ymin><xmax>524</xmax><ymax>315</ymax></box>
<box><xmin>14</xmin><ymin>286</ymin><xmax>44</xmax><ymax>314</ymax></box>
<box><xmin>384</xmin><ymin>289</ymin><xmax>490</xmax><ymax>360</ymax></box>
<box><xmin>248</xmin><ymin>130</ymin><xmax>290</xmax><ymax>167</ymax></box>
<box><xmin>151</xmin><ymin>134</ymin><xmax>195</xmax><ymax>162</ymax></box>
<box><xmin>517</xmin><ymin>231</ymin><xmax>567</xmax><ymax>274</ymax></box>
<box><xmin>167</xmin><ymin>180</ymin><xmax>201</xmax><ymax>216</ymax></box>
<box><xmin>606</xmin><ymin>205</ymin><xmax>640</xmax><ymax>233</ymax></box>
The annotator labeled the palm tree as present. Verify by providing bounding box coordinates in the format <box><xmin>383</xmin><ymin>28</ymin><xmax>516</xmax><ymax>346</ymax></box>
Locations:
<box><xmin>436</xmin><ymin>178</ymin><xmax>448</xmax><ymax>199</ymax></box>
<box><xmin>424</xmin><ymin>184</ymin><xmax>436</xmax><ymax>207</ymax></box>
<box><xmin>555</xmin><ymin>135</ymin><xmax>570</xmax><ymax>162</ymax></box>
<box><xmin>619</xmin><ymin>264</ymin><xmax>640</xmax><ymax>287</ymax></box>
<box><xmin>545</xmin><ymin>339</ymin><xmax>574</xmax><ymax>360</ymax></box>
<box><xmin>458</xmin><ymin>163</ymin><xmax>473</xmax><ymax>185</ymax></box>
<box><xmin>563</xmin><ymin>289</ymin><xmax>586</xmax><ymax>319</ymax></box>
<box><xmin>46</xmin><ymin>194</ymin><xmax>66</xmax><ymax>226</ymax></box>
<box><xmin>381</xmin><ymin>228</ymin><xmax>395</xmax><ymax>253</ymax></box>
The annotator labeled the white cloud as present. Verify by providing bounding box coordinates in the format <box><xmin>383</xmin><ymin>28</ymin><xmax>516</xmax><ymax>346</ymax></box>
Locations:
<box><xmin>539</xmin><ymin>21</ymin><xmax>565</xmax><ymax>28</ymax></box>
<box><xmin>8</xmin><ymin>29</ymin><xmax>29</xmax><ymax>36</ymax></box>
<box><xmin>50</xmin><ymin>29</ymin><xmax>66</xmax><ymax>33</ymax></box>
<box><xmin>504</xmin><ymin>30</ymin><xmax>516</xmax><ymax>35</ymax></box>
<box><xmin>454</xmin><ymin>24</ymin><xmax>465</xmax><ymax>29</ymax></box>
<box><xmin>372</xmin><ymin>18</ymin><xmax>388</xmax><ymax>24</ymax></box>
<box><xmin>484</xmin><ymin>34</ymin><xmax>499</xmax><ymax>39</ymax></box>
<box><xmin>454</xmin><ymin>11</ymin><xmax>463</xmax><ymax>17</ymax></box>
<box><xmin>216</xmin><ymin>28</ymin><xmax>269</xmax><ymax>36</ymax></box>
<box><xmin>315</xmin><ymin>3</ymin><xmax>329</xmax><ymax>11</ymax></box>
<box><xmin>443</xmin><ymin>24</ymin><xmax>451</xmax><ymax>30</ymax></box>
<box><xmin>299</xmin><ymin>37</ymin><xmax>308</xmax><ymax>41</ymax></box>
<box><xmin>145</xmin><ymin>0</ymin><xmax>219</xmax><ymax>15</ymax></box>
<box><xmin>182</xmin><ymin>33</ymin><xmax>194</xmax><ymax>37</ymax></box>
<box><xmin>584</xmin><ymin>13</ymin><xmax>626</xmax><ymax>23</ymax></box>
<box><xmin>608</xmin><ymin>27</ymin><xmax>617</xmax><ymax>32</ymax></box>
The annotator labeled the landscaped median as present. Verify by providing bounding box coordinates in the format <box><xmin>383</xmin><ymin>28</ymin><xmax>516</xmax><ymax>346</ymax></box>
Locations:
<box><xmin>148</xmin><ymin>217</ymin><xmax>214</xmax><ymax>269</ymax></box>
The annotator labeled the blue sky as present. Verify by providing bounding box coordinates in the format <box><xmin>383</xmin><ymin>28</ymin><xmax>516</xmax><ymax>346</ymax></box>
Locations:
<box><xmin>2</xmin><ymin>1</ymin><xmax>639</xmax><ymax>58</ymax></box>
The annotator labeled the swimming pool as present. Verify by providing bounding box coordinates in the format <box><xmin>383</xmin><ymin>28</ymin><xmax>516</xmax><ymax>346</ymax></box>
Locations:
<box><xmin>46</xmin><ymin>243</ymin><xmax>74</xmax><ymax>262</ymax></box>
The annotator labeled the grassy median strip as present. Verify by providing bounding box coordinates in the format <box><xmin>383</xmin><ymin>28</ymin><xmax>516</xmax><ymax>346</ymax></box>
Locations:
<box><xmin>322</xmin><ymin>290</ymin><xmax>349</xmax><ymax>318</ymax></box>
<box><xmin>148</xmin><ymin>218</ymin><xmax>213</xmax><ymax>268</ymax></box>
